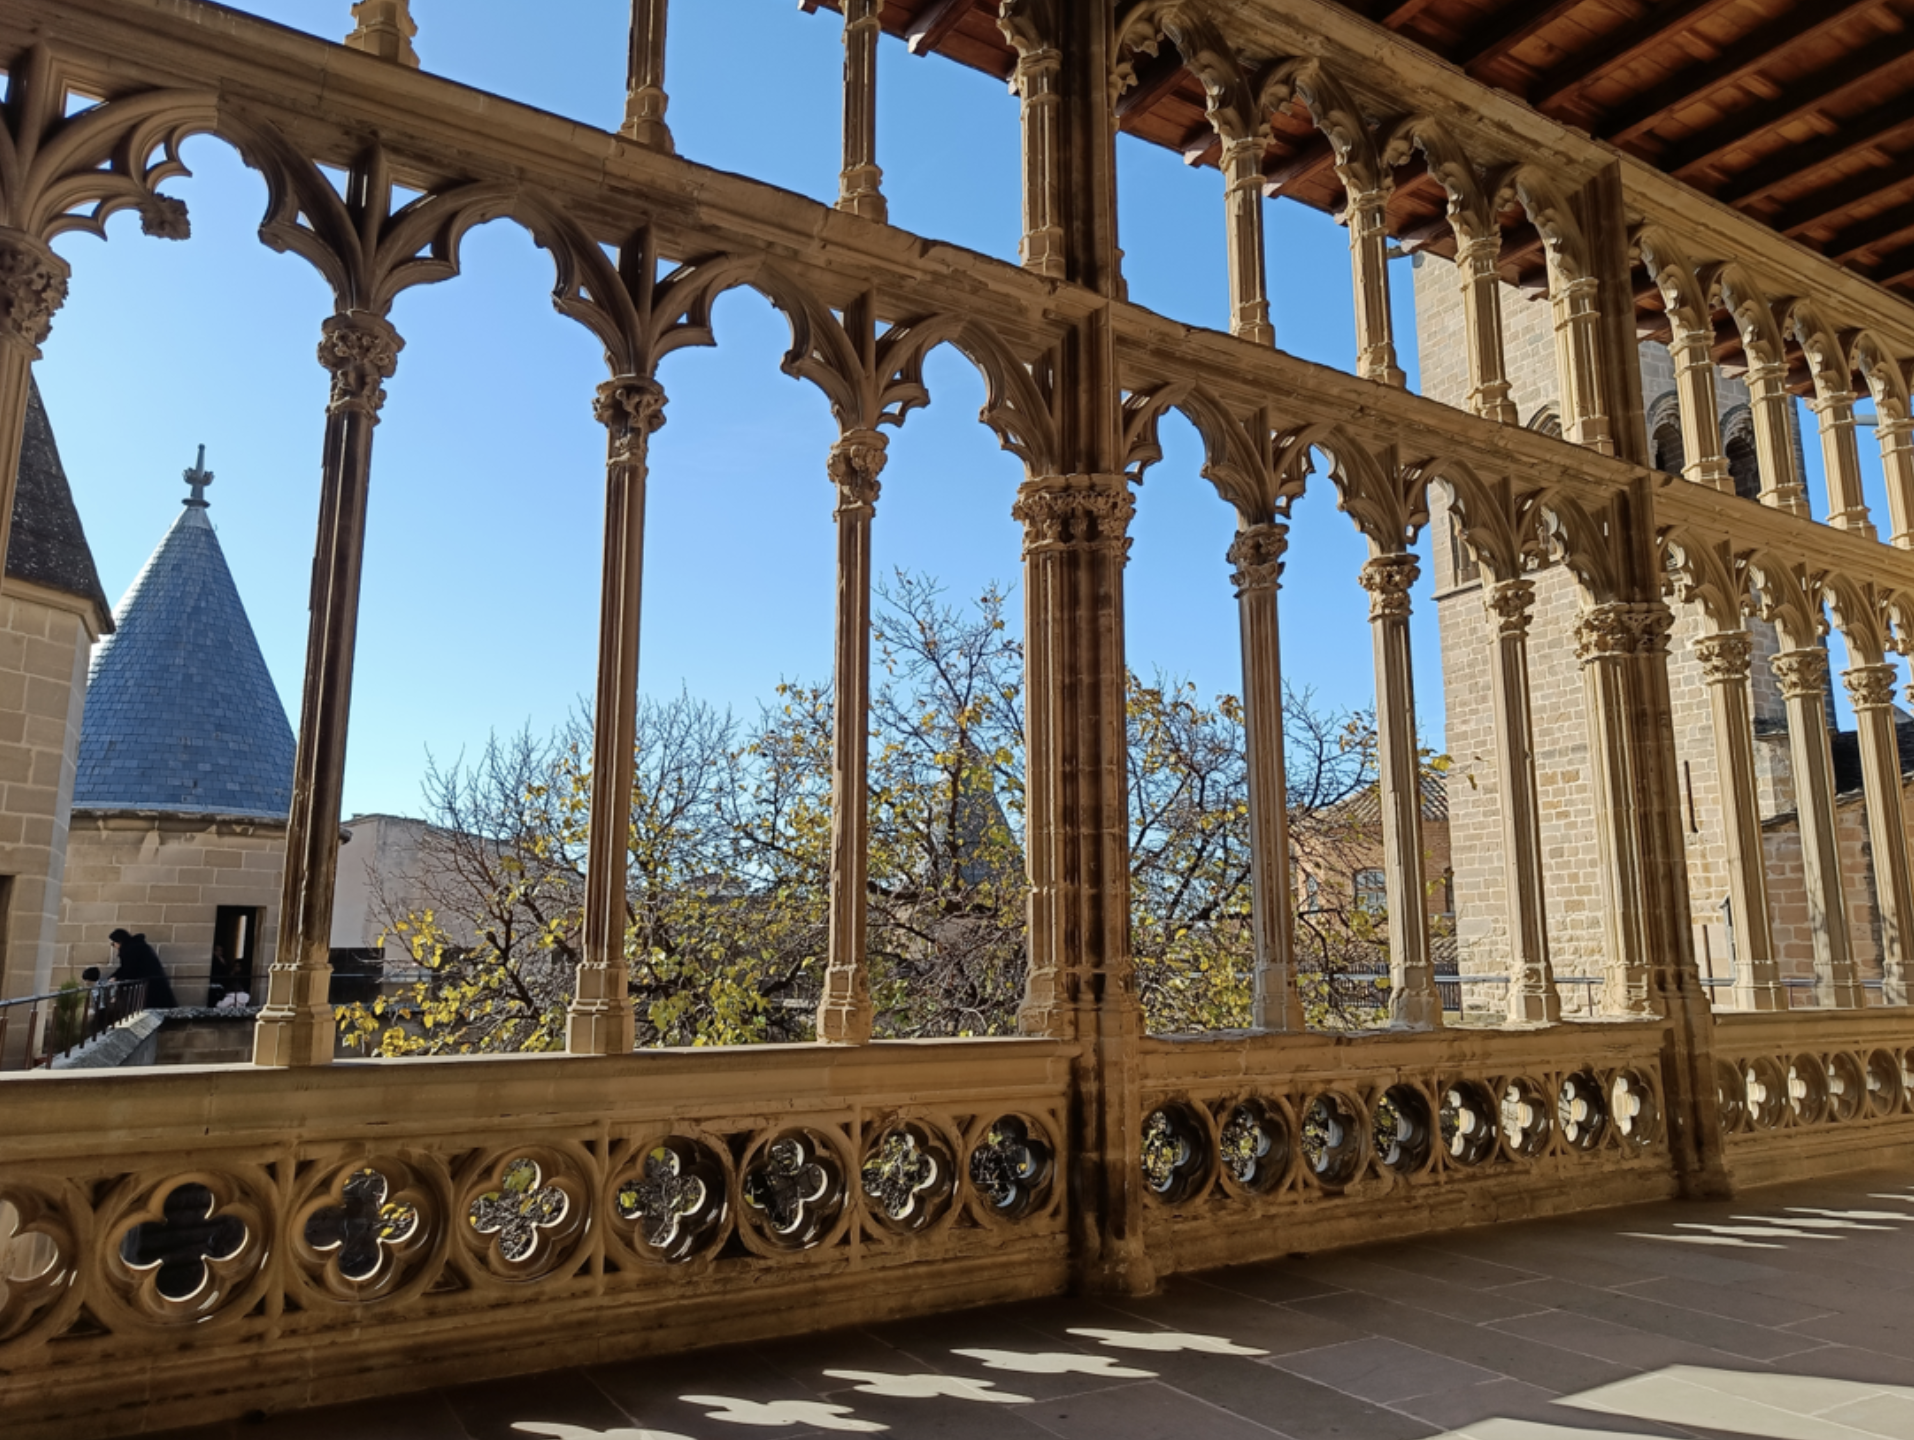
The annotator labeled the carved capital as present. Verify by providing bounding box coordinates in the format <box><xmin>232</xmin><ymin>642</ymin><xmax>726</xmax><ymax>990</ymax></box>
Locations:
<box><xmin>1359</xmin><ymin>553</ymin><xmax>1419</xmax><ymax>622</ymax></box>
<box><xmin>1013</xmin><ymin>476</ymin><xmax>1134</xmax><ymax>556</ymax></box>
<box><xmin>1844</xmin><ymin>663</ymin><xmax>1899</xmax><ymax>712</ymax></box>
<box><xmin>1485</xmin><ymin>578</ymin><xmax>1536</xmax><ymax>638</ymax></box>
<box><xmin>0</xmin><ymin>232</ymin><xmax>70</xmax><ymax>358</ymax></box>
<box><xmin>1575</xmin><ymin>601</ymin><xmax>1672</xmax><ymax>664</ymax></box>
<box><xmin>1691</xmin><ymin>630</ymin><xmax>1753</xmax><ymax>686</ymax></box>
<box><xmin>1227</xmin><ymin>523</ymin><xmax>1287</xmax><ymax>596</ymax></box>
<box><xmin>828</xmin><ymin>428</ymin><xmax>888</xmax><ymax>517</ymax></box>
<box><xmin>1771</xmin><ymin>647</ymin><xmax>1831</xmax><ymax>702</ymax></box>
<box><xmin>595</xmin><ymin>376</ymin><xmax>667</xmax><ymax>468</ymax></box>
<box><xmin>317</xmin><ymin>313</ymin><xmax>403</xmax><ymax>419</ymax></box>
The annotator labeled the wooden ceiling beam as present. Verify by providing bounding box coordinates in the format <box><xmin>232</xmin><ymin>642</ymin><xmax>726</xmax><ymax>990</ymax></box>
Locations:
<box><xmin>1716</xmin><ymin>91</ymin><xmax>1914</xmax><ymax>206</ymax></box>
<box><xmin>1115</xmin><ymin>44</ymin><xmax>1190</xmax><ymax>125</ymax></box>
<box><xmin>906</xmin><ymin>0</ymin><xmax>974</xmax><ymax>56</ymax></box>
<box><xmin>1769</xmin><ymin>150</ymin><xmax>1914</xmax><ymax>234</ymax></box>
<box><xmin>1585</xmin><ymin>0</ymin><xmax>1882</xmax><ymax>147</ymax></box>
<box><xmin>1870</xmin><ymin>243</ymin><xmax>1914</xmax><ymax>288</ymax></box>
<box><xmin>1527</xmin><ymin>0</ymin><xmax>1747</xmax><ymax>110</ymax></box>
<box><xmin>1454</xmin><ymin>0</ymin><xmax>1590</xmax><ymax>76</ymax></box>
<box><xmin>1826</xmin><ymin>199</ymin><xmax>1914</xmax><ymax>260</ymax></box>
<box><xmin>1262</xmin><ymin>133</ymin><xmax>1337</xmax><ymax>196</ymax></box>
<box><xmin>1660</xmin><ymin>33</ymin><xmax>1914</xmax><ymax>177</ymax></box>
<box><xmin>1365</xmin><ymin>0</ymin><xmax>1447</xmax><ymax>29</ymax></box>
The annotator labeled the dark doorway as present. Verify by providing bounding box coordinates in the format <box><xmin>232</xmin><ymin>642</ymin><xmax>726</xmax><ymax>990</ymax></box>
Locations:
<box><xmin>211</xmin><ymin>906</ymin><xmax>260</xmax><ymax>1005</ymax></box>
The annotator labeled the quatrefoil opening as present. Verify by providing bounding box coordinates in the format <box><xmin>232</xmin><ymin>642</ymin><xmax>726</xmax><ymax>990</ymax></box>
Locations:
<box><xmin>1499</xmin><ymin>1078</ymin><xmax>1552</xmax><ymax>1158</ymax></box>
<box><xmin>1217</xmin><ymin>1098</ymin><xmax>1288</xmax><ymax>1193</ymax></box>
<box><xmin>861</xmin><ymin>1127</ymin><xmax>951</xmax><ymax>1231</ymax></box>
<box><xmin>1716</xmin><ymin>1059</ymin><xmax>1749</xmax><ymax>1133</ymax></box>
<box><xmin>468</xmin><ymin>1158</ymin><xmax>573</xmax><ymax>1269</ymax></box>
<box><xmin>0</xmin><ymin>1195</ymin><xmax>65</xmax><ymax>1342</ymax></box>
<box><xmin>1374</xmin><ymin>1086</ymin><xmax>1434</xmax><ymax>1174</ymax></box>
<box><xmin>967</xmin><ymin>1115</ymin><xmax>1053</xmax><ymax>1219</ymax></box>
<box><xmin>119</xmin><ymin>1182</ymin><xmax>250</xmax><ymax>1305</ymax></box>
<box><xmin>304</xmin><ymin>1167</ymin><xmax>425</xmax><ymax>1288</ymax></box>
<box><xmin>1556</xmin><ymin>1072</ymin><xmax>1607</xmax><ymax>1152</ymax></box>
<box><xmin>1611</xmin><ymin>1070</ymin><xmax>1661</xmax><ymax>1145</ymax></box>
<box><xmin>1440</xmin><ymin>1080</ymin><xmax>1499</xmax><ymax>1167</ymax></box>
<box><xmin>1301</xmin><ymin>1092</ymin><xmax>1367</xmax><ymax>1190</ymax></box>
<box><xmin>616</xmin><ymin>1140</ymin><xmax>727</xmax><ymax>1263</ymax></box>
<box><xmin>742</xmin><ymin>1133</ymin><xmax>843</xmax><ymax>1250</ymax></box>
<box><xmin>1141</xmin><ymin>1102</ymin><xmax>1211</xmax><ymax>1204</ymax></box>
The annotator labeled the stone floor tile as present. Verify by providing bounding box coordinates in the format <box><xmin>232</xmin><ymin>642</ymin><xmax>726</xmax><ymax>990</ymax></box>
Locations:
<box><xmin>1557</xmin><ymin>1364</ymin><xmax>1907</xmax><ymax>1439</ymax></box>
<box><xmin>584</xmin><ymin>1348</ymin><xmax>830</xmax><ymax>1430</ymax></box>
<box><xmin>442</xmin><ymin>1372</ymin><xmax>631</xmax><ymax>1440</ymax></box>
<box><xmin>1102</xmin><ymin>1280</ymin><xmax>1372</xmax><ymax>1357</ymax></box>
<box><xmin>1493</xmin><ymin>1278</ymin><xmax>1828</xmax><ymax>1361</ymax></box>
<box><xmin>242</xmin><ymin>1393</ymin><xmax>473</xmax><ymax>1440</ymax></box>
<box><xmin>1352</xmin><ymin>1242</ymin><xmax>1549</xmax><ymax>1293</ymax></box>
<box><xmin>1387</xmin><ymin>1378</ymin><xmax>1698</xmax><ymax>1439</ymax></box>
<box><xmin>1818</xmin><ymin>1390</ymin><xmax>1914</xmax><ymax>1439</ymax></box>
<box><xmin>1195</xmin><ymin>1260</ymin><xmax>1354</xmax><ymax>1307</ymax></box>
<box><xmin>1267</xmin><ymin>1336</ymin><xmax>1502</xmax><ymax>1403</ymax></box>
<box><xmin>1098</xmin><ymin>1356</ymin><xmax>1442</xmax><ymax>1440</ymax></box>
<box><xmin>1278</xmin><ymin>1255</ymin><xmax>1557</xmax><ymax>1325</ymax></box>
<box><xmin>1783</xmin><ymin>1345</ymin><xmax>1914</xmax><ymax>1390</ymax></box>
<box><xmin>1608</xmin><ymin>1274</ymin><xmax>1835</xmax><ymax>1330</ymax></box>
<box><xmin>1486</xmin><ymin>1308</ymin><xmax>1769</xmax><ymax>1375</ymax></box>
<box><xmin>1015</xmin><ymin>1379</ymin><xmax>1295</xmax><ymax>1439</ymax></box>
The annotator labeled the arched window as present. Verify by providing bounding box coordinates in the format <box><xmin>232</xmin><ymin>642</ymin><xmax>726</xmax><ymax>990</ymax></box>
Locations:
<box><xmin>1722</xmin><ymin>405</ymin><xmax>1761</xmax><ymax>501</ymax></box>
<box><xmin>1648</xmin><ymin>391</ymin><xmax>1684</xmax><ymax>476</ymax></box>
<box><xmin>1526</xmin><ymin>404</ymin><xmax>1563</xmax><ymax>439</ymax></box>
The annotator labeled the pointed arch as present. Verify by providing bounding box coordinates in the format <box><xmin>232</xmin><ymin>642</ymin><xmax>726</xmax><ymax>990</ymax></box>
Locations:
<box><xmin>1277</xmin><ymin>424</ymin><xmax>1420</xmax><ymax>548</ymax></box>
<box><xmin>1418</xmin><ymin>459</ymin><xmax>1547</xmax><ymax>583</ymax></box>
<box><xmin>1121</xmin><ymin>380</ymin><xmax>1290</xmax><ymax>519</ymax></box>
<box><xmin>874</xmin><ymin>313</ymin><xmax>1060</xmax><ymax>478</ymax></box>
<box><xmin>1662</xmin><ymin>530</ymin><xmax>1751</xmax><ymax>631</ymax></box>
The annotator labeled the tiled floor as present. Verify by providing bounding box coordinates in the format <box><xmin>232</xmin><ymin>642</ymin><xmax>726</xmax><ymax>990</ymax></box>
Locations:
<box><xmin>158</xmin><ymin>1170</ymin><xmax>1914</xmax><ymax>1439</ymax></box>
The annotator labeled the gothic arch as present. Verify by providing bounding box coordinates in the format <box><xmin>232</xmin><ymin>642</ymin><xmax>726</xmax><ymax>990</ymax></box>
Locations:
<box><xmin>1380</xmin><ymin>114</ymin><xmax>1493</xmax><ymax>241</ymax></box>
<box><xmin>1121</xmin><ymin>380</ymin><xmax>1287</xmax><ymax>520</ymax></box>
<box><xmin>875</xmin><ymin>313</ymin><xmax>1061</xmax><ymax>478</ymax></box>
<box><xmin>1702</xmin><ymin>262</ymin><xmax>1788</xmax><ymax>371</ymax></box>
<box><xmin>1647</xmin><ymin>390</ymin><xmax>1684</xmax><ymax>476</ymax></box>
<box><xmin>1419</xmin><ymin>458</ymin><xmax>1547</xmax><ymax>583</ymax></box>
<box><xmin>1276</xmin><ymin>424</ymin><xmax>1422</xmax><ymax>548</ymax></box>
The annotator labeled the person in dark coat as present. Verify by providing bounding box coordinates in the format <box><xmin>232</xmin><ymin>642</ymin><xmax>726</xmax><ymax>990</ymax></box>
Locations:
<box><xmin>99</xmin><ymin>929</ymin><xmax>178</xmax><ymax>1008</ymax></box>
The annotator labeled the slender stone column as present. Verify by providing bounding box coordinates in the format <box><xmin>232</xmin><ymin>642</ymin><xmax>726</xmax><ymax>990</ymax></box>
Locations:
<box><xmin>623</xmin><ymin>0</ymin><xmax>673</xmax><ymax>152</ymax></box>
<box><xmin>1669</xmin><ymin>327</ymin><xmax>1732</xmax><ymax>491</ymax></box>
<box><xmin>1692</xmin><ymin>631</ymin><xmax>1782</xmax><ymax>1011</ymax></box>
<box><xmin>838</xmin><ymin>0</ymin><xmax>887</xmax><ymax>222</ymax></box>
<box><xmin>1345</xmin><ymin>187</ymin><xmax>1405</xmax><ymax>387</ymax></box>
<box><xmin>1575</xmin><ymin>603</ymin><xmax>1657</xmax><ymax>1016</ymax></box>
<box><xmin>1016</xmin><ymin>475</ymin><xmax>1135</xmax><ymax>1038</ymax></box>
<box><xmin>0</xmin><ymin>230</ymin><xmax>68</xmax><ymax>581</ymax></box>
<box><xmin>1455</xmin><ymin>233</ymin><xmax>1516</xmax><ymax>424</ymax></box>
<box><xmin>1747</xmin><ymin>358</ymin><xmax>1811</xmax><ymax>516</ymax></box>
<box><xmin>1485</xmin><ymin>579</ymin><xmax>1557</xmax><ymax>1025</ymax></box>
<box><xmin>1811</xmin><ymin>390</ymin><xmax>1876</xmax><ymax>536</ymax></box>
<box><xmin>1358</xmin><ymin>553</ymin><xmax>1439</xmax><ymax>1029</ymax></box>
<box><xmin>817</xmin><ymin>429</ymin><xmax>886</xmax><ymax>1044</ymax></box>
<box><xmin>1551</xmin><ymin>274</ymin><xmax>1614</xmax><ymax>456</ymax></box>
<box><xmin>568</xmin><ymin>378</ymin><xmax>665</xmax><ymax>1056</ymax></box>
<box><xmin>1771</xmin><ymin>647</ymin><xmax>1863</xmax><ymax>1008</ymax></box>
<box><xmin>255</xmin><ymin>312</ymin><xmax>402</xmax><ymax>1067</ymax></box>
<box><xmin>1000</xmin><ymin>9</ymin><xmax>1064</xmax><ymax>279</ymax></box>
<box><xmin>1220</xmin><ymin>137</ymin><xmax>1273</xmax><ymax>346</ymax></box>
<box><xmin>1229</xmin><ymin>524</ymin><xmax>1301</xmax><ymax>1031</ymax></box>
<box><xmin>1845</xmin><ymin>664</ymin><xmax>1913</xmax><ymax>1006</ymax></box>
<box><xmin>1876</xmin><ymin>412</ymin><xmax>1914</xmax><ymax>549</ymax></box>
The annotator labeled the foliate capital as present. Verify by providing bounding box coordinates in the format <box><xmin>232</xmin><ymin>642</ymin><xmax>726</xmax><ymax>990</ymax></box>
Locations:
<box><xmin>828</xmin><ymin>428</ymin><xmax>888</xmax><ymax>517</ymax></box>
<box><xmin>595</xmin><ymin>376</ymin><xmax>667</xmax><ymax>465</ymax></box>
<box><xmin>1359</xmin><ymin>553</ymin><xmax>1419</xmax><ymax>622</ymax></box>
<box><xmin>1691</xmin><ymin>629</ymin><xmax>1753</xmax><ymax>686</ymax></box>
<box><xmin>1844</xmin><ymin>662</ymin><xmax>1899</xmax><ymax>712</ymax></box>
<box><xmin>1227</xmin><ymin>523</ymin><xmax>1287</xmax><ymax>596</ymax></box>
<box><xmin>1575</xmin><ymin>601</ymin><xmax>1672</xmax><ymax>664</ymax></box>
<box><xmin>0</xmin><ymin>231</ymin><xmax>70</xmax><ymax>358</ymax></box>
<box><xmin>1013</xmin><ymin>475</ymin><xmax>1134</xmax><ymax>556</ymax></box>
<box><xmin>1485</xmin><ymin>578</ymin><xmax>1536</xmax><ymax>638</ymax></box>
<box><xmin>317</xmin><ymin>312</ymin><xmax>403</xmax><ymax>419</ymax></box>
<box><xmin>1771</xmin><ymin>647</ymin><xmax>1831</xmax><ymax>702</ymax></box>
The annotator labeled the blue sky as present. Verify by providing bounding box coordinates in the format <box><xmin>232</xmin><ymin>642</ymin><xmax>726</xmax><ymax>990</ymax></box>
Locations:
<box><xmin>38</xmin><ymin>1</ymin><xmax>1871</xmax><ymax>816</ymax></box>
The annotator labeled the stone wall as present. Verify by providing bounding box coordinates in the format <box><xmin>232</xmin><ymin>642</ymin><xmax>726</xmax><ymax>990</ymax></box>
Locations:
<box><xmin>55</xmin><ymin>813</ymin><xmax>285</xmax><ymax>1005</ymax></box>
<box><xmin>0</xmin><ymin>580</ymin><xmax>100</xmax><ymax>1005</ymax></box>
<box><xmin>1413</xmin><ymin>252</ymin><xmax>1830</xmax><ymax>1010</ymax></box>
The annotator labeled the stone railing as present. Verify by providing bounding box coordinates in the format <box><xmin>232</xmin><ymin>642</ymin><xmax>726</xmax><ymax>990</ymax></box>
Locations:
<box><xmin>0</xmin><ymin>1041</ymin><xmax>1072</xmax><ymax>1439</ymax></box>
<box><xmin>1713</xmin><ymin>1010</ymin><xmax>1914</xmax><ymax>1189</ymax></box>
<box><xmin>1136</xmin><ymin>1020</ymin><xmax>1678</xmax><ymax>1276</ymax></box>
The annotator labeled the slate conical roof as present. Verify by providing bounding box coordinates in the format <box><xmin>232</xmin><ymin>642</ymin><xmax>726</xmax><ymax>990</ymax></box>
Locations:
<box><xmin>73</xmin><ymin>456</ymin><xmax>295</xmax><ymax>820</ymax></box>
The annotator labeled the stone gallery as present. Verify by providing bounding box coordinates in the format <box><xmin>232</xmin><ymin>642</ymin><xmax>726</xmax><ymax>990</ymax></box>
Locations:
<box><xmin>5</xmin><ymin>0</ymin><xmax>1914</xmax><ymax>1437</ymax></box>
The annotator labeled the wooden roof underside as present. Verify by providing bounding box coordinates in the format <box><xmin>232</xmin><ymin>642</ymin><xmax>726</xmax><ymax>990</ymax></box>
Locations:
<box><xmin>814</xmin><ymin>0</ymin><xmax>1914</xmax><ymax>387</ymax></box>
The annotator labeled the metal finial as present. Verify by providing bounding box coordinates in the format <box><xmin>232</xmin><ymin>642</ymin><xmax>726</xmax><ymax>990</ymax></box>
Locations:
<box><xmin>183</xmin><ymin>445</ymin><xmax>213</xmax><ymax>509</ymax></box>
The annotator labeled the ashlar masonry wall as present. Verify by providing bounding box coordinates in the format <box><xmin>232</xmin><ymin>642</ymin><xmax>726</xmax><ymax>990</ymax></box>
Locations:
<box><xmin>1412</xmin><ymin>252</ymin><xmax>1874</xmax><ymax>1009</ymax></box>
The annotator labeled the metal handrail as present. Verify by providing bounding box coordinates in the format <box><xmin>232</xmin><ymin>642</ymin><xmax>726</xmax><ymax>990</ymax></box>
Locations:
<box><xmin>0</xmin><ymin>980</ymin><xmax>148</xmax><ymax>1071</ymax></box>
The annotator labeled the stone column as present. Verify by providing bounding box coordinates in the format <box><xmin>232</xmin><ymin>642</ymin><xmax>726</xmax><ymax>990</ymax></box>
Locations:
<box><xmin>1811</xmin><ymin>390</ymin><xmax>1876</xmax><ymax>536</ymax></box>
<box><xmin>1345</xmin><ymin>187</ymin><xmax>1405</xmax><ymax>387</ymax></box>
<box><xmin>1485</xmin><ymin>579</ymin><xmax>1558</xmax><ymax>1024</ymax></box>
<box><xmin>1230</xmin><ymin>524</ymin><xmax>1301</xmax><ymax>1031</ymax></box>
<box><xmin>1000</xmin><ymin>9</ymin><xmax>1064</xmax><ymax>279</ymax></box>
<box><xmin>1455</xmin><ymin>233</ymin><xmax>1516</xmax><ymax>424</ymax></box>
<box><xmin>1692</xmin><ymin>630</ymin><xmax>1783</xmax><ymax>1011</ymax></box>
<box><xmin>345</xmin><ymin>0</ymin><xmax>419</xmax><ymax>66</ymax></box>
<box><xmin>817</xmin><ymin>430</ymin><xmax>886</xmax><ymax>1044</ymax></box>
<box><xmin>623</xmin><ymin>0</ymin><xmax>673</xmax><ymax>152</ymax></box>
<box><xmin>1771</xmin><ymin>646</ymin><xmax>1863</xmax><ymax>1008</ymax></box>
<box><xmin>1875</xmin><ymin>411</ymin><xmax>1914</xmax><ymax>549</ymax></box>
<box><xmin>255</xmin><ymin>312</ymin><xmax>402</xmax><ymax>1067</ymax></box>
<box><xmin>1220</xmin><ymin>136</ymin><xmax>1273</xmax><ymax>346</ymax></box>
<box><xmin>1845</xmin><ymin>663</ymin><xmax>1913</xmax><ymax>1006</ymax></box>
<box><xmin>1669</xmin><ymin>326</ymin><xmax>1732</xmax><ymax>491</ymax></box>
<box><xmin>1358</xmin><ymin>553</ymin><xmax>1439</xmax><ymax>1029</ymax></box>
<box><xmin>0</xmin><ymin>230</ymin><xmax>67</xmax><ymax>583</ymax></box>
<box><xmin>568</xmin><ymin>378</ymin><xmax>665</xmax><ymax>1056</ymax></box>
<box><xmin>1747</xmin><ymin>358</ymin><xmax>1812</xmax><ymax>516</ymax></box>
<box><xmin>1551</xmin><ymin>274</ymin><xmax>1615</xmax><ymax>456</ymax></box>
<box><xmin>1574</xmin><ymin>603</ymin><xmax>1656</xmax><ymax>1016</ymax></box>
<box><xmin>838</xmin><ymin>0</ymin><xmax>887</xmax><ymax>222</ymax></box>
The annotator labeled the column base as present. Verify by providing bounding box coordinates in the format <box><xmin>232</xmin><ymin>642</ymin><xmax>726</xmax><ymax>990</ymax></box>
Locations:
<box><xmin>1390</xmin><ymin>989</ymin><xmax>1444</xmax><ymax>1031</ymax></box>
<box><xmin>1737</xmin><ymin>981</ymin><xmax>1786</xmax><ymax>1012</ymax></box>
<box><xmin>251</xmin><ymin>1005</ymin><xmax>337</xmax><ymax>1067</ymax></box>
<box><xmin>566</xmin><ymin>999</ymin><xmax>635</xmax><ymax>1056</ymax></box>
<box><xmin>815</xmin><ymin>1000</ymin><xmax>873</xmax><ymax>1046</ymax></box>
<box><xmin>1507</xmin><ymin>988</ymin><xmax>1561</xmax><ymax>1027</ymax></box>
